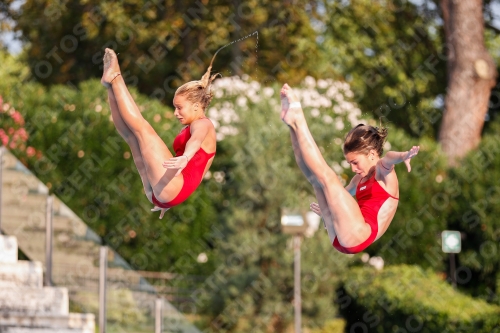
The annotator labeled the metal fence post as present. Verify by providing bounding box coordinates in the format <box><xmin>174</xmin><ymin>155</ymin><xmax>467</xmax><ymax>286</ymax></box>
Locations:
<box><xmin>294</xmin><ymin>235</ymin><xmax>302</xmax><ymax>333</ymax></box>
<box><xmin>99</xmin><ymin>246</ymin><xmax>108</xmax><ymax>333</ymax></box>
<box><xmin>155</xmin><ymin>298</ymin><xmax>163</xmax><ymax>333</ymax></box>
<box><xmin>450</xmin><ymin>253</ymin><xmax>457</xmax><ymax>288</ymax></box>
<box><xmin>44</xmin><ymin>195</ymin><xmax>53</xmax><ymax>286</ymax></box>
<box><xmin>0</xmin><ymin>147</ymin><xmax>4</xmax><ymax>234</ymax></box>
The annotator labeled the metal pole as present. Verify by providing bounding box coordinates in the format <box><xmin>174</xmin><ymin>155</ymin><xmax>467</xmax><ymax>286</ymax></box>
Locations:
<box><xmin>293</xmin><ymin>235</ymin><xmax>302</xmax><ymax>333</ymax></box>
<box><xmin>44</xmin><ymin>195</ymin><xmax>53</xmax><ymax>286</ymax></box>
<box><xmin>450</xmin><ymin>253</ymin><xmax>456</xmax><ymax>288</ymax></box>
<box><xmin>155</xmin><ymin>298</ymin><xmax>163</xmax><ymax>333</ymax></box>
<box><xmin>0</xmin><ymin>147</ymin><xmax>3</xmax><ymax>234</ymax></box>
<box><xmin>99</xmin><ymin>246</ymin><xmax>108</xmax><ymax>333</ymax></box>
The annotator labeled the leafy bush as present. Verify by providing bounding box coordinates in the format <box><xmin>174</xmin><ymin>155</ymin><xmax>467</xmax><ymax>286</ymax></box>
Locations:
<box><xmin>0</xmin><ymin>95</ymin><xmax>42</xmax><ymax>163</ymax></box>
<box><xmin>338</xmin><ymin>265</ymin><xmax>500</xmax><ymax>333</ymax></box>
<box><xmin>441</xmin><ymin>121</ymin><xmax>500</xmax><ymax>300</ymax></box>
<box><xmin>4</xmin><ymin>48</ymin><xmax>498</xmax><ymax>331</ymax></box>
<box><xmin>0</xmin><ymin>72</ymin><xmax>220</xmax><ymax>276</ymax></box>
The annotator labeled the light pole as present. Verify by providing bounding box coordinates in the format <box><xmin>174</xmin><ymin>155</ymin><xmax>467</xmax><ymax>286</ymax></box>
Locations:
<box><xmin>441</xmin><ymin>230</ymin><xmax>461</xmax><ymax>288</ymax></box>
<box><xmin>281</xmin><ymin>210</ymin><xmax>321</xmax><ymax>333</ymax></box>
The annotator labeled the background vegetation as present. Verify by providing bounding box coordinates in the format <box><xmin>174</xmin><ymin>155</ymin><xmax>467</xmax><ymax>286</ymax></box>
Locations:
<box><xmin>1</xmin><ymin>0</ymin><xmax>500</xmax><ymax>331</ymax></box>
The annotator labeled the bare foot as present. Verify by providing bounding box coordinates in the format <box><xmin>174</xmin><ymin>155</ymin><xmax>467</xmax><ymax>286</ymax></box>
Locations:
<box><xmin>280</xmin><ymin>83</ymin><xmax>304</xmax><ymax>126</ymax></box>
<box><xmin>101</xmin><ymin>48</ymin><xmax>121</xmax><ymax>88</ymax></box>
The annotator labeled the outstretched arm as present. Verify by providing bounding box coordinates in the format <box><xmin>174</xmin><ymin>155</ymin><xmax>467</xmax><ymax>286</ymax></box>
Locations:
<box><xmin>379</xmin><ymin>146</ymin><xmax>420</xmax><ymax>174</ymax></box>
<box><xmin>163</xmin><ymin>120</ymin><xmax>211</xmax><ymax>175</ymax></box>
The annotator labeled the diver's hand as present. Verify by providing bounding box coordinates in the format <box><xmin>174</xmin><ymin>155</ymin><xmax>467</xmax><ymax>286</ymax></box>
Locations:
<box><xmin>163</xmin><ymin>155</ymin><xmax>188</xmax><ymax>176</ymax></box>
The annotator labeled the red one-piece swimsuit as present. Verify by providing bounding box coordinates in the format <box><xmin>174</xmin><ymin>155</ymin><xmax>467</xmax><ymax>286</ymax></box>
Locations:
<box><xmin>151</xmin><ymin>119</ymin><xmax>215</xmax><ymax>209</ymax></box>
<box><xmin>332</xmin><ymin>172</ymin><xmax>399</xmax><ymax>254</ymax></box>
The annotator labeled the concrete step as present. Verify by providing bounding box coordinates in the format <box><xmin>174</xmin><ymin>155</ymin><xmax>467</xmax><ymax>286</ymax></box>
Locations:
<box><xmin>1</xmin><ymin>148</ymin><xmax>19</xmax><ymax>168</ymax></box>
<box><xmin>0</xmin><ymin>235</ymin><xmax>138</xmax><ymax>288</ymax></box>
<box><xmin>0</xmin><ymin>233</ymin><xmax>153</xmax><ymax>289</ymax></box>
<box><xmin>2</xmin><ymin>169</ymin><xmax>43</xmax><ymax>192</ymax></box>
<box><xmin>2</xmin><ymin>194</ymin><xmax>47</xmax><ymax>210</ymax></box>
<box><xmin>0</xmin><ymin>313</ymin><xmax>94</xmax><ymax>333</ymax></box>
<box><xmin>0</xmin><ymin>261</ymin><xmax>43</xmax><ymax>288</ymax></box>
<box><xmin>0</xmin><ymin>327</ymin><xmax>93</xmax><ymax>333</ymax></box>
<box><xmin>0</xmin><ymin>235</ymin><xmax>18</xmax><ymax>263</ymax></box>
<box><xmin>2</xmin><ymin>210</ymin><xmax>89</xmax><ymax>235</ymax></box>
<box><xmin>0</xmin><ymin>287</ymin><xmax>69</xmax><ymax>316</ymax></box>
<box><xmin>2</xmin><ymin>190</ymin><xmax>52</xmax><ymax>211</ymax></box>
<box><xmin>0</xmin><ymin>216</ymin><xmax>100</xmax><ymax>261</ymax></box>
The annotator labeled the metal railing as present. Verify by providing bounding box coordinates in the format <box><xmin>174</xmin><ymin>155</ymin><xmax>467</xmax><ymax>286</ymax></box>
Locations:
<box><xmin>1</xmin><ymin>147</ymin><xmax>202</xmax><ymax>332</ymax></box>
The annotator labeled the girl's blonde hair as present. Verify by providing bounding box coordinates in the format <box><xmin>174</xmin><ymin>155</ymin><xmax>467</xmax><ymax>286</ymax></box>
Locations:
<box><xmin>175</xmin><ymin>57</ymin><xmax>220</xmax><ymax>111</ymax></box>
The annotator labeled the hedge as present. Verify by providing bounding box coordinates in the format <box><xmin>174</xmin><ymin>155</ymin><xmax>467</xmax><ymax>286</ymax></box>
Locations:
<box><xmin>338</xmin><ymin>265</ymin><xmax>500</xmax><ymax>333</ymax></box>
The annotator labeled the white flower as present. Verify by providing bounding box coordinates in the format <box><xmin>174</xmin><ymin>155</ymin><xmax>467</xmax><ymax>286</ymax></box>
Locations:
<box><xmin>326</xmin><ymin>87</ymin><xmax>338</xmax><ymax>98</ymax></box>
<box><xmin>318</xmin><ymin>96</ymin><xmax>332</xmax><ymax>108</ymax></box>
<box><xmin>311</xmin><ymin>109</ymin><xmax>320</xmax><ymax>117</ymax></box>
<box><xmin>323</xmin><ymin>115</ymin><xmax>333</xmax><ymax>124</ymax></box>
<box><xmin>317</xmin><ymin>79</ymin><xmax>328</xmax><ymax>89</ymax></box>
<box><xmin>197</xmin><ymin>253</ymin><xmax>208</xmax><ymax>263</ymax></box>
<box><xmin>263</xmin><ymin>87</ymin><xmax>274</xmax><ymax>98</ymax></box>
<box><xmin>332</xmin><ymin>162</ymin><xmax>343</xmax><ymax>174</ymax></box>
<box><xmin>236</xmin><ymin>96</ymin><xmax>247</xmax><ymax>107</ymax></box>
<box><xmin>219</xmin><ymin>125</ymin><xmax>239</xmax><ymax>135</ymax></box>
<box><xmin>215</xmin><ymin>90</ymin><xmax>224</xmax><ymax>98</ymax></box>
<box><xmin>304</xmin><ymin>76</ymin><xmax>316</xmax><ymax>88</ymax></box>
<box><xmin>335</xmin><ymin>118</ymin><xmax>344</xmax><ymax>130</ymax></box>
<box><xmin>208</xmin><ymin>107</ymin><xmax>219</xmax><ymax>118</ymax></box>
<box><xmin>211</xmin><ymin>119</ymin><xmax>220</xmax><ymax>129</ymax></box>
<box><xmin>250</xmin><ymin>81</ymin><xmax>261</xmax><ymax>90</ymax></box>
<box><xmin>369</xmin><ymin>256</ymin><xmax>384</xmax><ymax>270</ymax></box>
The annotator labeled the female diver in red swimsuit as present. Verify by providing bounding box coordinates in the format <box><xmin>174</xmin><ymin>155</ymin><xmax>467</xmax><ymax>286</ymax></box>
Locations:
<box><xmin>101</xmin><ymin>48</ymin><xmax>217</xmax><ymax>219</ymax></box>
<box><xmin>280</xmin><ymin>83</ymin><xmax>419</xmax><ymax>254</ymax></box>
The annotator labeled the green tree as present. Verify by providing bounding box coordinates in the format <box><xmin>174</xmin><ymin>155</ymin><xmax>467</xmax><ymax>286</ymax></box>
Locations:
<box><xmin>1</xmin><ymin>0</ymin><xmax>326</xmax><ymax>102</ymax></box>
<box><xmin>442</xmin><ymin>121</ymin><xmax>500</xmax><ymax>303</ymax></box>
<box><xmin>315</xmin><ymin>0</ymin><xmax>447</xmax><ymax>138</ymax></box>
<box><xmin>0</xmin><ymin>68</ymin><xmax>219</xmax><ymax>277</ymax></box>
<box><xmin>438</xmin><ymin>0</ymin><xmax>497</xmax><ymax>165</ymax></box>
<box><xmin>193</xmin><ymin>76</ymin><xmax>360</xmax><ymax>331</ymax></box>
<box><xmin>190</xmin><ymin>75</ymin><xmax>449</xmax><ymax>331</ymax></box>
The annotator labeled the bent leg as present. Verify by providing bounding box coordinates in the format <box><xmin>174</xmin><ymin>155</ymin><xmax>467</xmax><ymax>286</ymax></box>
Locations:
<box><xmin>107</xmin><ymin>89</ymin><xmax>153</xmax><ymax>203</ymax></box>
<box><xmin>110</xmin><ymin>77</ymin><xmax>183</xmax><ymax>202</ymax></box>
<box><xmin>283</xmin><ymin>88</ymin><xmax>370</xmax><ymax>247</ymax></box>
<box><xmin>312</xmin><ymin>186</ymin><xmax>336</xmax><ymax>243</ymax></box>
<box><xmin>102</xmin><ymin>48</ymin><xmax>181</xmax><ymax>201</ymax></box>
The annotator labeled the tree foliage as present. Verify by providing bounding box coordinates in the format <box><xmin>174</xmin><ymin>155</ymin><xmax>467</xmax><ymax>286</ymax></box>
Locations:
<box><xmin>1</xmin><ymin>0</ymin><xmax>326</xmax><ymax>102</ymax></box>
<box><xmin>314</xmin><ymin>0</ymin><xmax>447</xmax><ymax>138</ymax></box>
<box><xmin>443</xmin><ymin>121</ymin><xmax>500</xmax><ymax>303</ymax></box>
<box><xmin>339</xmin><ymin>265</ymin><xmax>500</xmax><ymax>333</ymax></box>
<box><xmin>2</xmin><ymin>49</ymin><xmax>500</xmax><ymax>330</ymax></box>
<box><xmin>0</xmin><ymin>73</ymin><xmax>220</xmax><ymax>277</ymax></box>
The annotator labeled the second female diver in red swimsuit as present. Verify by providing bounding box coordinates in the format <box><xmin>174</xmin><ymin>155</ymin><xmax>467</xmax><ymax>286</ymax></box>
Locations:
<box><xmin>280</xmin><ymin>83</ymin><xmax>420</xmax><ymax>254</ymax></box>
<box><xmin>101</xmin><ymin>48</ymin><xmax>218</xmax><ymax>218</ymax></box>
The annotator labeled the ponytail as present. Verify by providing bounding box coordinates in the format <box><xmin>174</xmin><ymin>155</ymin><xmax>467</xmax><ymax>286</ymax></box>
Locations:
<box><xmin>343</xmin><ymin>124</ymin><xmax>388</xmax><ymax>156</ymax></box>
<box><xmin>175</xmin><ymin>51</ymin><xmax>221</xmax><ymax>110</ymax></box>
